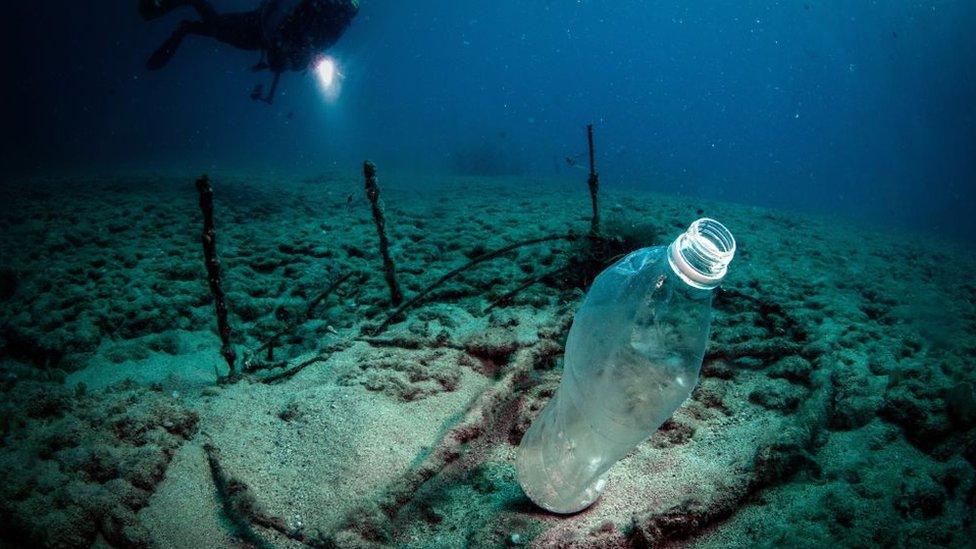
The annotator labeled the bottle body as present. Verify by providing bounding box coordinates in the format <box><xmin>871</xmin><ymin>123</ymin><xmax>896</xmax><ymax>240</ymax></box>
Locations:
<box><xmin>516</xmin><ymin>219</ymin><xmax>734</xmax><ymax>513</ymax></box>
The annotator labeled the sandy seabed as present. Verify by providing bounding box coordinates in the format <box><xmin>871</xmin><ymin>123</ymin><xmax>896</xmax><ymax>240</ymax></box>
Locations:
<box><xmin>0</xmin><ymin>173</ymin><xmax>974</xmax><ymax>548</ymax></box>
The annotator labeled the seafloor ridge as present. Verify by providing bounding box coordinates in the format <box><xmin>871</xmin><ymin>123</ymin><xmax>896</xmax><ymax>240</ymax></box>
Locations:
<box><xmin>0</xmin><ymin>173</ymin><xmax>973</xmax><ymax>547</ymax></box>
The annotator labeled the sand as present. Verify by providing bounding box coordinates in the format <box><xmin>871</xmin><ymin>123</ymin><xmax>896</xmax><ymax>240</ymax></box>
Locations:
<box><xmin>0</xmin><ymin>172</ymin><xmax>973</xmax><ymax>547</ymax></box>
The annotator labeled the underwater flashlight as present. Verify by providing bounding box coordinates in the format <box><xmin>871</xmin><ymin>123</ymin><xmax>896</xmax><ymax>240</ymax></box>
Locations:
<box><xmin>313</xmin><ymin>55</ymin><xmax>342</xmax><ymax>101</ymax></box>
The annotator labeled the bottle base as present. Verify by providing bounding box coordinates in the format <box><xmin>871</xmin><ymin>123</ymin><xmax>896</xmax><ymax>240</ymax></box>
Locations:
<box><xmin>516</xmin><ymin>446</ymin><xmax>609</xmax><ymax>514</ymax></box>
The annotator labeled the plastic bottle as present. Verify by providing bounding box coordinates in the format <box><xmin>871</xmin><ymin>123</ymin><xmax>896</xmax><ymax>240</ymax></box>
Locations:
<box><xmin>516</xmin><ymin>218</ymin><xmax>736</xmax><ymax>513</ymax></box>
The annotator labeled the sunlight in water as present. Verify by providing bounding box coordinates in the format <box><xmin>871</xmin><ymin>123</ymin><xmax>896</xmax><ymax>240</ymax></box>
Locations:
<box><xmin>313</xmin><ymin>56</ymin><xmax>341</xmax><ymax>101</ymax></box>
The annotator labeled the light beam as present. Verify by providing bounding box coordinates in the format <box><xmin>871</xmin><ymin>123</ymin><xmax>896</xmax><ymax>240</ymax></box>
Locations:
<box><xmin>313</xmin><ymin>56</ymin><xmax>342</xmax><ymax>101</ymax></box>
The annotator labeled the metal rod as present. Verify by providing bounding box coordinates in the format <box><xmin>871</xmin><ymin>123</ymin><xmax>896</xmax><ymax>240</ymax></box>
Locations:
<box><xmin>363</xmin><ymin>161</ymin><xmax>404</xmax><ymax>306</ymax></box>
<box><xmin>586</xmin><ymin>125</ymin><xmax>600</xmax><ymax>234</ymax></box>
<box><xmin>195</xmin><ymin>175</ymin><xmax>236</xmax><ymax>376</ymax></box>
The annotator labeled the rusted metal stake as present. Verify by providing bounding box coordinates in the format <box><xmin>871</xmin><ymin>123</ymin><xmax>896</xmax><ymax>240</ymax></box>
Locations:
<box><xmin>363</xmin><ymin>161</ymin><xmax>404</xmax><ymax>306</ymax></box>
<box><xmin>587</xmin><ymin>124</ymin><xmax>600</xmax><ymax>235</ymax></box>
<box><xmin>196</xmin><ymin>175</ymin><xmax>236</xmax><ymax>376</ymax></box>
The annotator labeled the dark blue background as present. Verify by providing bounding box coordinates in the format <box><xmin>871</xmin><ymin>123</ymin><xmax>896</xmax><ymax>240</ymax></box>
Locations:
<box><xmin>3</xmin><ymin>1</ymin><xmax>974</xmax><ymax>238</ymax></box>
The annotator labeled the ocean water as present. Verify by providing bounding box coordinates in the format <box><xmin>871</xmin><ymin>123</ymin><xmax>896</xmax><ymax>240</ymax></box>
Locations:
<box><xmin>1</xmin><ymin>1</ymin><xmax>974</xmax><ymax>547</ymax></box>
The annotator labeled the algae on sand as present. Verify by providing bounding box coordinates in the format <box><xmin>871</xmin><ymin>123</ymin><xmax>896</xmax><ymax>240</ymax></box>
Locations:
<box><xmin>0</xmin><ymin>174</ymin><xmax>974</xmax><ymax>547</ymax></box>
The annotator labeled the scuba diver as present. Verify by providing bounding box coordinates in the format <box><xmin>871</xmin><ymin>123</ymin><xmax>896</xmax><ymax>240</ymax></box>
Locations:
<box><xmin>139</xmin><ymin>0</ymin><xmax>360</xmax><ymax>103</ymax></box>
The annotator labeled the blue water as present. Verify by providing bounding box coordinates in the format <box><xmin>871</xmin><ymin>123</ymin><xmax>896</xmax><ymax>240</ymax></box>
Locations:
<box><xmin>3</xmin><ymin>1</ymin><xmax>974</xmax><ymax>238</ymax></box>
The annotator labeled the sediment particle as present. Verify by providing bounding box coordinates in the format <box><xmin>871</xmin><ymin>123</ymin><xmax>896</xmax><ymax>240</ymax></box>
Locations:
<box><xmin>768</xmin><ymin>356</ymin><xmax>814</xmax><ymax>386</ymax></box>
<box><xmin>880</xmin><ymin>384</ymin><xmax>952</xmax><ymax>452</ymax></box>
<box><xmin>946</xmin><ymin>381</ymin><xmax>976</xmax><ymax>429</ymax></box>
<box><xmin>827</xmin><ymin>369</ymin><xmax>880</xmax><ymax>430</ymax></box>
<box><xmin>896</xmin><ymin>473</ymin><xmax>946</xmax><ymax>518</ymax></box>
<box><xmin>748</xmin><ymin>379</ymin><xmax>805</xmax><ymax>412</ymax></box>
<box><xmin>0</xmin><ymin>269</ymin><xmax>16</xmax><ymax>300</ymax></box>
<box><xmin>752</xmin><ymin>438</ymin><xmax>820</xmax><ymax>488</ymax></box>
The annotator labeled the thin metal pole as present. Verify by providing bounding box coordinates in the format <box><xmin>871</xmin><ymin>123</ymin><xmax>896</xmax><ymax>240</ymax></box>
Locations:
<box><xmin>586</xmin><ymin>125</ymin><xmax>600</xmax><ymax>234</ymax></box>
<box><xmin>363</xmin><ymin>161</ymin><xmax>404</xmax><ymax>306</ymax></box>
<box><xmin>196</xmin><ymin>175</ymin><xmax>236</xmax><ymax>376</ymax></box>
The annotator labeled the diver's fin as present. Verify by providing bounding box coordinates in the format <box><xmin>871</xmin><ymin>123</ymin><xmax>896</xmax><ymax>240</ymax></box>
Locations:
<box><xmin>146</xmin><ymin>27</ymin><xmax>186</xmax><ymax>70</ymax></box>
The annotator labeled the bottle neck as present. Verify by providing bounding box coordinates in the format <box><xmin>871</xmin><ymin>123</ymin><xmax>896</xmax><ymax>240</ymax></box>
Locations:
<box><xmin>667</xmin><ymin>218</ymin><xmax>736</xmax><ymax>290</ymax></box>
<box><xmin>664</xmin><ymin>266</ymin><xmax>715</xmax><ymax>301</ymax></box>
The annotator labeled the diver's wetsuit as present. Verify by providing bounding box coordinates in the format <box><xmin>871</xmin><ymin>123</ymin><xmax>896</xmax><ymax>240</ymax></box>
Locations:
<box><xmin>260</xmin><ymin>0</ymin><xmax>361</xmax><ymax>72</ymax></box>
<box><xmin>141</xmin><ymin>0</ymin><xmax>359</xmax><ymax>101</ymax></box>
<box><xmin>142</xmin><ymin>1</ymin><xmax>264</xmax><ymax>69</ymax></box>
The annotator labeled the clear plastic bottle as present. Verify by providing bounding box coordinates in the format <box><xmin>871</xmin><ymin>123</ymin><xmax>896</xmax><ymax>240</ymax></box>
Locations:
<box><xmin>516</xmin><ymin>218</ymin><xmax>736</xmax><ymax>513</ymax></box>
